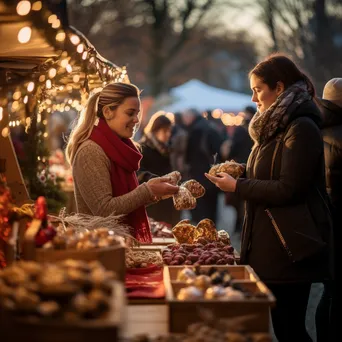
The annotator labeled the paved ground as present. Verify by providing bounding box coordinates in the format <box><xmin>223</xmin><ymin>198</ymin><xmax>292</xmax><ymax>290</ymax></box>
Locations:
<box><xmin>216</xmin><ymin>195</ymin><xmax>323</xmax><ymax>342</ymax></box>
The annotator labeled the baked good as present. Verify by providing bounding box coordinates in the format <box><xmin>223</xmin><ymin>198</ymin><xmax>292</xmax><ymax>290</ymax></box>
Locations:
<box><xmin>173</xmin><ymin>187</ymin><xmax>196</xmax><ymax>210</ymax></box>
<box><xmin>181</xmin><ymin>180</ymin><xmax>205</xmax><ymax>199</ymax></box>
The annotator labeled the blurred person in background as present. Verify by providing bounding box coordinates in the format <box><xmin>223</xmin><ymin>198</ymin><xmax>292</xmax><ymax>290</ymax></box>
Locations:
<box><xmin>182</xmin><ymin>108</ymin><xmax>224</xmax><ymax>224</ymax></box>
<box><xmin>139</xmin><ymin>113</ymin><xmax>181</xmax><ymax>226</ymax></box>
<box><xmin>169</xmin><ymin>112</ymin><xmax>189</xmax><ymax>179</ymax></box>
<box><xmin>225</xmin><ymin>105</ymin><xmax>256</xmax><ymax>234</ymax></box>
<box><xmin>315</xmin><ymin>78</ymin><xmax>341</xmax><ymax>342</ymax></box>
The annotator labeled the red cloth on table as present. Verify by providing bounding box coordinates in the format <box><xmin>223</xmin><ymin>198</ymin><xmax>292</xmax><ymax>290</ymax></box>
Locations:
<box><xmin>125</xmin><ymin>264</ymin><xmax>165</xmax><ymax>298</ymax></box>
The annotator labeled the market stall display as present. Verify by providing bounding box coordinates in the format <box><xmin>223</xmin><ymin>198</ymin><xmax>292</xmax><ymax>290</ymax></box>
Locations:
<box><xmin>0</xmin><ymin>260</ymin><xmax>125</xmax><ymax>342</ymax></box>
<box><xmin>164</xmin><ymin>265</ymin><xmax>275</xmax><ymax>333</ymax></box>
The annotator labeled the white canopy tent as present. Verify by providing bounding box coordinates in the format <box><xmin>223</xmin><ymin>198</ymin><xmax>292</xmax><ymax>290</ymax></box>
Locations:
<box><xmin>161</xmin><ymin>79</ymin><xmax>254</xmax><ymax>113</ymax></box>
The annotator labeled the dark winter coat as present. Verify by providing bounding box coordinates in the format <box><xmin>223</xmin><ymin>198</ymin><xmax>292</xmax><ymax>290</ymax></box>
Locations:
<box><xmin>139</xmin><ymin>135</ymin><xmax>180</xmax><ymax>226</ymax></box>
<box><xmin>236</xmin><ymin>99</ymin><xmax>333</xmax><ymax>283</ymax></box>
<box><xmin>318</xmin><ymin>99</ymin><xmax>342</xmax><ymax>231</ymax></box>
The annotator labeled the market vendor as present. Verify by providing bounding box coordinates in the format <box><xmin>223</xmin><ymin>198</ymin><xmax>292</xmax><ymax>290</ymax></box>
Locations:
<box><xmin>65</xmin><ymin>82</ymin><xmax>179</xmax><ymax>242</ymax></box>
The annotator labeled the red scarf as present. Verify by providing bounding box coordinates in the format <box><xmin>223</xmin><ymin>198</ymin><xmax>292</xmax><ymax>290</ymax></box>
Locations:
<box><xmin>90</xmin><ymin>118</ymin><xmax>152</xmax><ymax>243</ymax></box>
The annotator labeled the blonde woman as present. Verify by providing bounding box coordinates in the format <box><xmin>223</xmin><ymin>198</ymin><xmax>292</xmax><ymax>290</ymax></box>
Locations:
<box><xmin>66</xmin><ymin>83</ymin><xmax>179</xmax><ymax>242</ymax></box>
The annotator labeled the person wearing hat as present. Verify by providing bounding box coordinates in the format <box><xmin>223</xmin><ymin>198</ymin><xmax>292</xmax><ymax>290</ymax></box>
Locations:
<box><xmin>315</xmin><ymin>78</ymin><xmax>341</xmax><ymax>342</ymax></box>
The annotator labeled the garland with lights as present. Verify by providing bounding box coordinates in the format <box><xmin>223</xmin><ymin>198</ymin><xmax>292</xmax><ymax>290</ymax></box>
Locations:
<box><xmin>0</xmin><ymin>0</ymin><xmax>130</xmax><ymax>213</ymax></box>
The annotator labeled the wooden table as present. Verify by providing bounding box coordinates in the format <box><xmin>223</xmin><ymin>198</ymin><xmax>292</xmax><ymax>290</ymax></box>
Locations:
<box><xmin>123</xmin><ymin>305</ymin><xmax>168</xmax><ymax>338</ymax></box>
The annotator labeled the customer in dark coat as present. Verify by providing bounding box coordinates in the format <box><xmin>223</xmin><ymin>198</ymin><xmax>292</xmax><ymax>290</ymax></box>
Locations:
<box><xmin>182</xmin><ymin>109</ymin><xmax>224</xmax><ymax>224</ymax></box>
<box><xmin>315</xmin><ymin>78</ymin><xmax>342</xmax><ymax>342</ymax></box>
<box><xmin>139</xmin><ymin>114</ymin><xmax>180</xmax><ymax>226</ymax></box>
<box><xmin>205</xmin><ymin>54</ymin><xmax>333</xmax><ymax>342</ymax></box>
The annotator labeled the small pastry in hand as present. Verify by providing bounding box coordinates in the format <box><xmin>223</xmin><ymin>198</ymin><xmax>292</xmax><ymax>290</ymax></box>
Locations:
<box><xmin>208</xmin><ymin>160</ymin><xmax>245</xmax><ymax>179</ymax></box>
<box><xmin>182</xmin><ymin>180</ymin><xmax>205</xmax><ymax>199</ymax></box>
<box><xmin>164</xmin><ymin>171</ymin><xmax>182</xmax><ymax>185</ymax></box>
<box><xmin>173</xmin><ymin>187</ymin><xmax>196</xmax><ymax>210</ymax></box>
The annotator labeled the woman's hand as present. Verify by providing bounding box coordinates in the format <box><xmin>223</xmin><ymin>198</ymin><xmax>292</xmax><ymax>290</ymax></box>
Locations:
<box><xmin>147</xmin><ymin>176</ymin><xmax>179</xmax><ymax>199</ymax></box>
<box><xmin>205</xmin><ymin>172</ymin><xmax>237</xmax><ymax>192</ymax></box>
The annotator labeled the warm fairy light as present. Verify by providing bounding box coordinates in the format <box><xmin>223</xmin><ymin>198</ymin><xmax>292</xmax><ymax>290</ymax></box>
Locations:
<box><xmin>56</xmin><ymin>31</ymin><xmax>66</xmax><ymax>42</ymax></box>
<box><xmin>18</xmin><ymin>26</ymin><xmax>32</xmax><ymax>43</ymax></box>
<box><xmin>16</xmin><ymin>120</ymin><xmax>20</xmax><ymax>126</ymax></box>
<box><xmin>37</xmin><ymin>113</ymin><xmax>41</xmax><ymax>123</ymax></box>
<box><xmin>89</xmin><ymin>57</ymin><xmax>95</xmax><ymax>63</ymax></box>
<box><xmin>52</xmin><ymin>19</ymin><xmax>60</xmax><ymax>29</ymax></box>
<box><xmin>16</xmin><ymin>1</ymin><xmax>31</xmax><ymax>16</ymax></box>
<box><xmin>37</xmin><ymin>156</ymin><xmax>40</xmax><ymax>161</ymax></box>
<box><xmin>61</xmin><ymin>58</ymin><xmax>69</xmax><ymax>68</ymax></box>
<box><xmin>48</xmin><ymin>15</ymin><xmax>57</xmax><ymax>24</ymax></box>
<box><xmin>2</xmin><ymin>127</ymin><xmax>10</xmax><ymax>138</ymax></box>
<box><xmin>13</xmin><ymin>91</ymin><xmax>21</xmax><ymax>100</ymax></box>
<box><xmin>73</xmin><ymin>74</ymin><xmax>80</xmax><ymax>83</ymax></box>
<box><xmin>77</xmin><ymin>44</ymin><xmax>84</xmax><ymax>53</ymax></box>
<box><xmin>43</xmin><ymin>119</ymin><xmax>47</xmax><ymax>125</ymax></box>
<box><xmin>32</xmin><ymin>1</ymin><xmax>42</xmax><ymax>11</ymax></box>
<box><xmin>70</xmin><ymin>35</ymin><xmax>80</xmax><ymax>45</ymax></box>
<box><xmin>27</xmin><ymin>82</ymin><xmax>35</xmax><ymax>92</ymax></box>
<box><xmin>66</xmin><ymin>64</ymin><xmax>72</xmax><ymax>73</ymax></box>
<box><xmin>0</xmin><ymin>107</ymin><xmax>3</xmax><ymax>121</ymax></box>
<box><xmin>47</xmin><ymin>108</ymin><xmax>51</xmax><ymax>113</ymax></box>
<box><xmin>68</xmin><ymin>99</ymin><xmax>73</xmax><ymax>104</ymax></box>
<box><xmin>46</xmin><ymin>79</ymin><xmax>52</xmax><ymax>89</ymax></box>
<box><xmin>43</xmin><ymin>132</ymin><xmax>48</xmax><ymax>138</ymax></box>
<box><xmin>59</xmin><ymin>86</ymin><xmax>64</xmax><ymax>91</ymax></box>
<box><xmin>46</xmin><ymin>99</ymin><xmax>52</xmax><ymax>105</ymax></box>
<box><xmin>11</xmin><ymin>101</ymin><xmax>20</xmax><ymax>111</ymax></box>
<box><xmin>23</xmin><ymin>95</ymin><xmax>28</xmax><ymax>104</ymax></box>
<box><xmin>67</xmin><ymin>85</ymin><xmax>73</xmax><ymax>91</ymax></box>
<box><xmin>82</xmin><ymin>51</ymin><xmax>88</xmax><ymax>60</ymax></box>
<box><xmin>39</xmin><ymin>75</ymin><xmax>45</xmax><ymax>82</ymax></box>
<box><xmin>48</xmin><ymin>68</ymin><xmax>57</xmax><ymax>78</ymax></box>
<box><xmin>108</xmin><ymin>70</ymin><xmax>113</xmax><ymax>76</ymax></box>
<box><xmin>103</xmin><ymin>67</ymin><xmax>107</xmax><ymax>74</ymax></box>
<box><xmin>65</xmin><ymin>105</ymin><xmax>71</xmax><ymax>112</ymax></box>
<box><xmin>212</xmin><ymin>108</ymin><xmax>223</xmax><ymax>119</ymax></box>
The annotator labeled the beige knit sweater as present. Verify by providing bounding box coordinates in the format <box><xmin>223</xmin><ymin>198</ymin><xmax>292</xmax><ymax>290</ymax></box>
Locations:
<box><xmin>72</xmin><ymin>140</ymin><xmax>155</xmax><ymax>217</ymax></box>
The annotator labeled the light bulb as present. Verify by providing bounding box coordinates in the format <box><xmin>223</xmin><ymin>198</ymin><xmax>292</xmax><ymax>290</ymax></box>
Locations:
<box><xmin>32</xmin><ymin>1</ymin><xmax>42</xmax><ymax>11</ymax></box>
<box><xmin>61</xmin><ymin>59</ymin><xmax>68</xmax><ymax>68</ymax></box>
<box><xmin>46</xmin><ymin>80</ymin><xmax>52</xmax><ymax>89</ymax></box>
<box><xmin>66</xmin><ymin>64</ymin><xmax>72</xmax><ymax>73</ymax></box>
<box><xmin>16</xmin><ymin>1</ymin><xmax>31</xmax><ymax>16</ymax></box>
<box><xmin>39</xmin><ymin>75</ymin><xmax>45</xmax><ymax>82</ymax></box>
<box><xmin>27</xmin><ymin>82</ymin><xmax>35</xmax><ymax>92</ymax></box>
<box><xmin>2</xmin><ymin>127</ymin><xmax>10</xmax><ymax>138</ymax></box>
<box><xmin>23</xmin><ymin>95</ymin><xmax>28</xmax><ymax>104</ymax></box>
<box><xmin>77</xmin><ymin>44</ymin><xmax>84</xmax><ymax>53</ymax></box>
<box><xmin>52</xmin><ymin>19</ymin><xmax>60</xmax><ymax>29</ymax></box>
<box><xmin>82</xmin><ymin>51</ymin><xmax>88</xmax><ymax>60</ymax></box>
<box><xmin>56</xmin><ymin>31</ymin><xmax>66</xmax><ymax>42</ymax></box>
<box><xmin>73</xmin><ymin>74</ymin><xmax>80</xmax><ymax>83</ymax></box>
<box><xmin>70</xmin><ymin>35</ymin><xmax>80</xmax><ymax>45</ymax></box>
<box><xmin>48</xmin><ymin>68</ymin><xmax>57</xmax><ymax>78</ymax></box>
<box><xmin>13</xmin><ymin>91</ymin><xmax>21</xmax><ymax>100</ymax></box>
<box><xmin>0</xmin><ymin>107</ymin><xmax>3</xmax><ymax>121</ymax></box>
<box><xmin>18</xmin><ymin>26</ymin><xmax>32</xmax><ymax>43</ymax></box>
<box><xmin>48</xmin><ymin>15</ymin><xmax>57</xmax><ymax>24</ymax></box>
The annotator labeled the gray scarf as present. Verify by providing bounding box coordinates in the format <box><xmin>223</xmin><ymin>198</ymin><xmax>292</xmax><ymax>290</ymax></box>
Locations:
<box><xmin>249</xmin><ymin>81</ymin><xmax>310</xmax><ymax>145</ymax></box>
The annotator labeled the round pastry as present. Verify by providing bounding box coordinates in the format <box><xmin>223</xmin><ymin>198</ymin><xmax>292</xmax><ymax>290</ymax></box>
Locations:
<box><xmin>172</xmin><ymin>220</ymin><xmax>196</xmax><ymax>244</ymax></box>
<box><xmin>195</xmin><ymin>219</ymin><xmax>218</xmax><ymax>241</ymax></box>
<box><xmin>181</xmin><ymin>180</ymin><xmax>205</xmax><ymax>199</ymax></box>
<box><xmin>173</xmin><ymin>187</ymin><xmax>196</xmax><ymax>211</ymax></box>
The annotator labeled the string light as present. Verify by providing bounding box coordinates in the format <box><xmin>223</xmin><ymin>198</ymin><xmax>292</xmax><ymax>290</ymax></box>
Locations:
<box><xmin>39</xmin><ymin>75</ymin><xmax>45</xmax><ymax>82</ymax></box>
<box><xmin>43</xmin><ymin>132</ymin><xmax>48</xmax><ymax>138</ymax></box>
<box><xmin>32</xmin><ymin>1</ymin><xmax>42</xmax><ymax>11</ymax></box>
<box><xmin>73</xmin><ymin>74</ymin><xmax>80</xmax><ymax>83</ymax></box>
<box><xmin>0</xmin><ymin>107</ymin><xmax>3</xmax><ymax>121</ymax></box>
<box><xmin>70</xmin><ymin>35</ymin><xmax>80</xmax><ymax>45</ymax></box>
<box><xmin>27</xmin><ymin>82</ymin><xmax>35</xmax><ymax>92</ymax></box>
<box><xmin>13</xmin><ymin>91</ymin><xmax>21</xmax><ymax>100</ymax></box>
<box><xmin>18</xmin><ymin>26</ymin><xmax>32</xmax><ymax>43</ymax></box>
<box><xmin>16</xmin><ymin>1</ymin><xmax>31</xmax><ymax>16</ymax></box>
<box><xmin>43</xmin><ymin>119</ymin><xmax>48</xmax><ymax>125</ymax></box>
<box><xmin>77</xmin><ymin>44</ymin><xmax>84</xmax><ymax>53</ymax></box>
<box><xmin>48</xmin><ymin>15</ymin><xmax>57</xmax><ymax>24</ymax></box>
<box><xmin>61</xmin><ymin>58</ymin><xmax>68</xmax><ymax>68</ymax></box>
<box><xmin>16</xmin><ymin>120</ymin><xmax>20</xmax><ymax>126</ymax></box>
<box><xmin>2</xmin><ymin>127</ymin><xmax>10</xmax><ymax>138</ymax></box>
<box><xmin>48</xmin><ymin>68</ymin><xmax>57</xmax><ymax>78</ymax></box>
<box><xmin>56</xmin><ymin>31</ymin><xmax>66</xmax><ymax>42</ymax></box>
<box><xmin>46</xmin><ymin>79</ymin><xmax>52</xmax><ymax>89</ymax></box>
<box><xmin>65</xmin><ymin>105</ymin><xmax>70</xmax><ymax>112</ymax></box>
<box><xmin>52</xmin><ymin>19</ymin><xmax>60</xmax><ymax>29</ymax></box>
<box><xmin>11</xmin><ymin>101</ymin><xmax>20</xmax><ymax>111</ymax></box>
<box><xmin>82</xmin><ymin>51</ymin><xmax>88</xmax><ymax>60</ymax></box>
<box><xmin>66</xmin><ymin>64</ymin><xmax>72</xmax><ymax>73</ymax></box>
<box><xmin>23</xmin><ymin>95</ymin><xmax>28</xmax><ymax>104</ymax></box>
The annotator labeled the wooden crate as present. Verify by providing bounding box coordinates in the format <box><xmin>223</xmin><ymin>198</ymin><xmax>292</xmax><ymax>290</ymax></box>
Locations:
<box><xmin>164</xmin><ymin>266</ymin><xmax>275</xmax><ymax>333</ymax></box>
<box><xmin>0</xmin><ymin>281</ymin><xmax>126</xmax><ymax>342</ymax></box>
